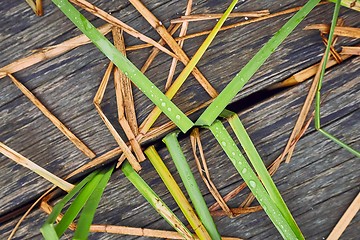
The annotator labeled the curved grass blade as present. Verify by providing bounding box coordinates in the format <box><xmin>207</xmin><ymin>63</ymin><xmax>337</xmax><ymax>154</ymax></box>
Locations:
<box><xmin>220</xmin><ymin>109</ymin><xmax>304</xmax><ymax>239</ymax></box>
<box><xmin>196</xmin><ymin>0</ymin><xmax>321</xmax><ymax>126</ymax></box>
<box><xmin>145</xmin><ymin>146</ymin><xmax>212</xmax><ymax>240</ymax></box>
<box><xmin>163</xmin><ymin>132</ymin><xmax>221</xmax><ymax>240</ymax></box>
<box><xmin>41</xmin><ymin>170</ymin><xmax>99</xmax><ymax>239</ymax></box>
<box><xmin>55</xmin><ymin>171</ymin><xmax>105</xmax><ymax>236</ymax></box>
<box><xmin>208</xmin><ymin>120</ymin><xmax>298</xmax><ymax>239</ymax></box>
<box><xmin>315</xmin><ymin>0</ymin><xmax>360</xmax><ymax>157</ymax></box>
<box><xmin>121</xmin><ymin>161</ymin><xmax>195</xmax><ymax>239</ymax></box>
<box><xmin>73</xmin><ymin>165</ymin><xmax>114</xmax><ymax>239</ymax></box>
<box><xmin>51</xmin><ymin>0</ymin><xmax>193</xmax><ymax>133</ymax></box>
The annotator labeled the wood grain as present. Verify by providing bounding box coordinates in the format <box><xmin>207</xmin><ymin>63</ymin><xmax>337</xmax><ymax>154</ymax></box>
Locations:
<box><xmin>0</xmin><ymin>0</ymin><xmax>359</xmax><ymax>239</ymax></box>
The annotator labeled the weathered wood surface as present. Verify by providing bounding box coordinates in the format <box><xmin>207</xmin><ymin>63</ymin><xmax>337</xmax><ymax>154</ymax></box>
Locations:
<box><xmin>0</xmin><ymin>0</ymin><xmax>359</xmax><ymax>239</ymax></box>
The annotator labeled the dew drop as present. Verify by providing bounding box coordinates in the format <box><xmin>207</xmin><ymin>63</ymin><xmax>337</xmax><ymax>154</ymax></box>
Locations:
<box><xmin>242</xmin><ymin>168</ymin><xmax>247</xmax><ymax>174</ymax></box>
<box><xmin>232</xmin><ymin>152</ymin><xmax>236</xmax><ymax>156</ymax></box>
<box><xmin>161</xmin><ymin>102</ymin><xmax>166</xmax><ymax>107</ymax></box>
<box><xmin>167</xmin><ymin>107</ymin><xmax>171</xmax><ymax>111</ymax></box>
<box><xmin>221</xmin><ymin>141</ymin><xmax>227</xmax><ymax>146</ymax></box>
<box><xmin>176</xmin><ymin>115</ymin><xmax>181</xmax><ymax>120</ymax></box>
<box><xmin>249</xmin><ymin>180</ymin><xmax>256</xmax><ymax>188</ymax></box>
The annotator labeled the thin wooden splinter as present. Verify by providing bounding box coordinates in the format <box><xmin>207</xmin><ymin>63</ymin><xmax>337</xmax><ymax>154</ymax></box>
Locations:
<box><xmin>6</xmin><ymin>73</ymin><xmax>96</xmax><ymax>159</ymax></box>
<box><xmin>93</xmin><ymin>62</ymin><xmax>141</xmax><ymax>171</ymax></box>
<box><xmin>341</xmin><ymin>46</ymin><xmax>360</xmax><ymax>55</ymax></box>
<box><xmin>112</xmin><ymin>28</ymin><xmax>145</xmax><ymax>162</ymax></box>
<box><xmin>190</xmin><ymin>128</ymin><xmax>233</xmax><ymax>218</ymax></box>
<box><xmin>171</xmin><ymin>10</ymin><xmax>270</xmax><ymax>23</ymax></box>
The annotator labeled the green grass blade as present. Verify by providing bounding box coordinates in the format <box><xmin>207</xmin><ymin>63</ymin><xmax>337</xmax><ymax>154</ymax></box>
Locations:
<box><xmin>315</xmin><ymin>0</ymin><xmax>359</xmax><ymax>157</ymax></box>
<box><xmin>55</xmin><ymin>171</ymin><xmax>105</xmax><ymax>236</ymax></box>
<box><xmin>41</xmin><ymin>170</ymin><xmax>99</xmax><ymax>239</ymax></box>
<box><xmin>315</xmin><ymin>0</ymin><xmax>341</xmax><ymax>128</ymax></box>
<box><xmin>40</xmin><ymin>224</ymin><xmax>59</xmax><ymax>240</ymax></box>
<box><xmin>221</xmin><ymin>109</ymin><xmax>304</xmax><ymax>239</ymax></box>
<box><xmin>51</xmin><ymin>0</ymin><xmax>193</xmax><ymax>133</ymax></box>
<box><xmin>208</xmin><ymin>120</ymin><xmax>297</xmax><ymax>239</ymax></box>
<box><xmin>73</xmin><ymin>166</ymin><xmax>114</xmax><ymax>240</ymax></box>
<box><xmin>196</xmin><ymin>0</ymin><xmax>321</xmax><ymax>126</ymax></box>
<box><xmin>121</xmin><ymin>161</ymin><xmax>195</xmax><ymax>239</ymax></box>
<box><xmin>162</xmin><ymin>132</ymin><xmax>221</xmax><ymax>240</ymax></box>
<box><xmin>145</xmin><ymin>146</ymin><xmax>212</xmax><ymax>240</ymax></box>
<box><xmin>318</xmin><ymin>129</ymin><xmax>360</xmax><ymax>157</ymax></box>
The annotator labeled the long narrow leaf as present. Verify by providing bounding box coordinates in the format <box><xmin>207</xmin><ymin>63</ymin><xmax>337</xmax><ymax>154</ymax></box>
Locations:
<box><xmin>145</xmin><ymin>146</ymin><xmax>212</xmax><ymax>240</ymax></box>
<box><xmin>73</xmin><ymin>166</ymin><xmax>114</xmax><ymax>239</ymax></box>
<box><xmin>51</xmin><ymin>0</ymin><xmax>193</xmax><ymax>133</ymax></box>
<box><xmin>41</xmin><ymin>170</ymin><xmax>99</xmax><ymax>239</ymax></box>
<box><xmin>163</xmin><ymin>132</ymin><xmax>221</xmax><ymax>240</ymax></box>
<box><xmin>208</xmin><ymin>120</ymin><xmax>297</xmax><ymax>239</ymax></box>
<box><xmin>55</xmin><ymin>171</ymin><xmax>105</xmax><ymax>236</ymax></box>
<box><xmin>121</xmin><ymin>161</ymin><xmax>195</xmax><ymax>239</ymax></box>
<box><xmin>196</xmin><ymin>0</ymin><xmax>321</xmax><ymax>126</ymax></box>
<box><xmin>221</xmin><ymin>109</ymin><xmax>303</xmax><ymax>239</ymax></box>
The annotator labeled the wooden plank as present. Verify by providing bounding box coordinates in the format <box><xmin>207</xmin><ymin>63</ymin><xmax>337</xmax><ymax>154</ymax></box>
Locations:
<box><xmin>0</xmin><ymin>0</ymin><xmax>359</xmax><ymax>239</ymax></box>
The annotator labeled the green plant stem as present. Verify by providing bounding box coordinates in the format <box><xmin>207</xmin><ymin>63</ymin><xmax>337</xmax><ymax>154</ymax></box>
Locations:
<box><xmin>196</xmin><ymin>0</ymin><xmax>321</xmax><ymax>126</ymax></box>
<box><xmin>221</xmin><ymin>109</ymin><xmax>304</xmax><ymax>239</ymax></box>
<box><xmin>314</xmin><ymin>0</ymin><xmax>359</xmax><ymax>157</ymax></box>
<box><xmin>208</xmin><ymin>120</ymin><xmax>297</xmax><ymax>240</ymax></box>
<box><xmin>55</xmin><ymin>170</ymin><xmax>105</xmax><ymax>236</ymax></box>
<box><xmin>145</xmin><ymin>146</ymin><xmax>212</xmax><ymax>240</ymax></box>
<box><xmin>41</xmin><ymin>170</ymin><xmax>99</xmax><ymax>239</ymax></box>
<box><xmin>163</xmin><ymin>132</ymin><xmax>221</xmax><ymax>240</ymax></box>
<box><xmin>73</xmin><ymin>166</ymin><xmax>114</xmax><ymax>239</ymax></box>
<box><xmin>51</xmin><ymin>0</ymin><xmax>193</xmax><ymax>133</ymax></box>
<box><xmin>121</xmin><ymin>161</ymin><xmax>195</xmax><ymax>239</ymax></box>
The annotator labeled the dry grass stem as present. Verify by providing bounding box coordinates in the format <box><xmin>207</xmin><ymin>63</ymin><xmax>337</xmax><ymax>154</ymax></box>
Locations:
<box><xmin>326</xmin><ymin>193</ymin><xmax>360</xmax><ymax>240</ymax></box>
<box><xmin>93</xmin><ymin>62</ymin><xmax>141</xmax><ymax>171</ymax></box>
<box><xmin>190</xmin><ymin>128</ymin><xmax>233</xmax><ymax>217</ymax></box>
<box><xmin>140</xmin><ymin>24</ymin><xmax>181</xmax><ymax>73</ymax></box>
<box><xmin>25</xmin><ymin>0</ymin><xmax>43</xmax><ymax>16</ymax></box>
<box><xmin>112</xmin><ymin>28</ymin><xmax>138</xmax><ymax>135</ymax></box>
<box><xmin>69</xmin><ymin>0</ymin><xmax>178</xmax><ymax>59</ymax></box>
<box><xmin>0</xmin><ymin>142</ymin><xmax>74</xmax><ymax>192</ymax></box>
<box><xmin>304</xmin><ymin>24</ymin><xmax>360</xmax><ymax>38</ymax></box>
<box><xmin>210</xmin><ymin>206</ymin><xmax>262</xmax><ymax>217</ymax></box>
<box><xmin>128</xmin><ymin>0</ymin><xmax>218</xmax><ymax>98</ymax></box>
<box><xmin>0</xmin><ymin>24</ymin><xmax>112</xmax><ymax>79</ymax></box>
<box><xmin>320</xmin><ymin>18</ymin><xmax>344</xmax><ymax>64</ymax></box>
<box><xmin>8</xmin><ymin>187</ymin><xmax>55</xmax><ymax>240</ymax></box>
<box><xmin>6</xmin><ymin>73</ymin><xmax>96</xmax><ymax>159</ymax></box>
<box><xmin>269</xmin><ymin>53</ymin><xmax>351</xmax><ymax>89</ymax></box>
<box><xmin>125</xmin><ymin>3</ymin><xmax>327</xmax><ymax>53</ymax></box>
<box><xmin>171</xmin><ymin>10</ymin><xmax>270</xmax><ymax>23</ymax></box>
<box><xmin>341</xmin><ymin>46</ymin><xmax>360</xmax><ymax>55</ymax></box>
<box><xmin>280</xmin><ymin>44</ymin><xmax>331</xmax><ymax>163</ymax></box>
<box><xmin>1</xmin><ymin>30</ymin><xmax>111</xmax><ymax>76</ymax></box>
<box><xmin>112</xmin><ymin>28</ymin><xmax>145</xmax><ymax>162</ymax></box>
<box><xmin>165</xmin><ymin>0</ymin><xmax>193</xmax><ymax>91</ymax></box>
<box><xmin>40</xmin><ymin>200</ymin><xmax>241</xmax><ymax>240</ymax></box>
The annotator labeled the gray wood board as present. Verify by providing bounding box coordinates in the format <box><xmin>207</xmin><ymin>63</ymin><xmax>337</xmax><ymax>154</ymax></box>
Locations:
<box><xmin>0</xmin><ymin>0</ymin><xmax>359</xmax><ymax>239</ymax></box>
